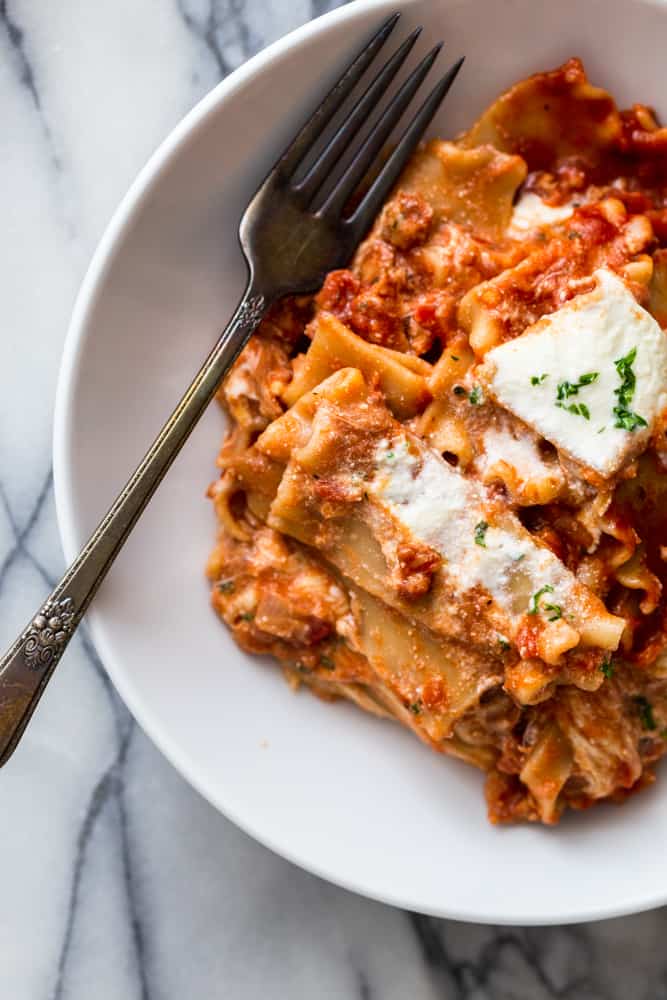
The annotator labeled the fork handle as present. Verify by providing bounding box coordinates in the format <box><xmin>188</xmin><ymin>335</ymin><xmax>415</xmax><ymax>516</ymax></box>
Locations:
<box><xmin>0</xmin><ymin>278</ymin><xmax>271</xmax><ymax>766</ymax></box>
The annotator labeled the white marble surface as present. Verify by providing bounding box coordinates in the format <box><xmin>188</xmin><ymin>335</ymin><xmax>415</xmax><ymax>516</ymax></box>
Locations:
<box><xmin>1</xmin><ymin>1</ymin><xmax>667</xmax><ymax>996</ymax></box>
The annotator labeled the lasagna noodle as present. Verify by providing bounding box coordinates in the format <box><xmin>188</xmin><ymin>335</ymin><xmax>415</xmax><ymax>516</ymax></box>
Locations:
<box><xmin>384</xmin><ymin>139</ymin><xmax>527</xmax><ymax>239</ymax></box>
<box><xmin>458</xmin><ymin>57</ymin><xmax>621</xmax><ymax>166</ymax></box>
<box><xmin>282</xmin><ymin>310</ymin><xmax>432</xmax><ymax>417</ymax></box>
<box><xmin>347</xmin><ymin>584</ymin><xmax>502</xmax><ymax>745</ymax></box>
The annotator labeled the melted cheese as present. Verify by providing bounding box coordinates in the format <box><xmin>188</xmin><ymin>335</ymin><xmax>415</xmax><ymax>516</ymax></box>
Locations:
<box><xmin>507</xmin><ymin>191</ymin><xmax>574</xmax><ymax>237</ymax></box>
<box><xmin>478</xmin><ymin>427</ymin><xmax>564</xmax><ymax>504</ymax></box>
<box><xmin>481</xmin><ymin>269</ymin><xmax>667</xmax><ymax>477</ymax></box>
<box><xmin>481</xmin><ymin>427</ymin><xmax>552</xmax><ymax>479</ymax></box>
<box><xmin>369</xmin><ymin>439</ymin><xmax>579</xmax><ymax>632</ymax></box>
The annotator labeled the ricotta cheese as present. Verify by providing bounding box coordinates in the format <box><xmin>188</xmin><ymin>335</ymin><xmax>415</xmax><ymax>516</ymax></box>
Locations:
<box><xmin>507</xmin><ymin>191</ymin><xmax>574</xmax><ymax>238</ymax></box>
<box><xmin>481</xmin><ymin>269</ymin><xmax>667</xmax><ymax>477</ymax></box>
<box><xmin>369</xmin><ymin>439</ymin><xmax>577</xmax><ymax>630</ymax></box>
<box><xmin>481</xmin><ymin>428</ymin><xmax>554</xmax><ymax>481</ymax></box>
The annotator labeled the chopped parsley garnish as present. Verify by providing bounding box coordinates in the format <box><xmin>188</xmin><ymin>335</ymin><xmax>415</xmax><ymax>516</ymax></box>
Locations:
<box><xmin>474</xmin><ymin>520</ymin><xmax>489</xmax><ymax>547</ymax></box>
<box><xmin>451</xmin><ymin>354</ymin><xmax>459</xmax><ymax>361</ymax></box>
<box><xmin>319</xmin><ymin>654</ymin><xmax>335</xmax><ymax>670</ymax></box>
<box><xmin>557</xmin><ymin>373</ymin><xmax>599</xmax><ymax>395</ymax></box>
<box><xmin>600</xmin><ymin>657</ymin><xmax>615</xmax><ymax>679</ymax></box>
<box><xmin>614</xmin><ymin>409</ymin><xmax>647</xmax><ymax>431</ymax></box>
<box><xmin>239</xmin><ymin>611</ymin><xmax>255</xmax><ymax>622</ymax></box>
<box><xmin>409</xmin><ymin>701</ymin><xmax>422</xmax><ymax>715</ymax></box>
<box><xmin>527</xmin><ymin>584</ymin><xmax>561</xmax><ymax>620</ymax></box>
<box><xmin>613</xmin><ymin>347</ymin><xmax>647</xmax><ymax>432</ymax></box>
<box><xmin>555</xmin><ymin>373</ymin><xmax>598</xmax><ymax>420</ymax></box>
<box><xmin>634</xmin><ymin>695</ymin><xmax>657</xmax><ymax>731</ymax></box>
<box><xmin>528</xmin><ymin>584</ymin><xmax>554</xmax><ymax>614</ymax></box>
<box><xmin>597</xmin><ymin>426</ymin><xmax>606</xmax><ymax>434</ymax></box>
<box><xmin>531</xmin><ymin>373</ymin><xmax>548</xmax><ymax>385</ymax></box>
<box><xmin>563</xmin><ymin>402</ymin><xmax>590</xmax><ymax>419</ymax></box>
<box><xmin>453</xmin><ymin>385</ymin><xmax>466</xmax><ymax>396</ymax></box>
<box><xmin>497</xmin><ymin>636</ymin><xmax>511</xmax><ymax>651</ymax></box>
<box><xmin>614</xmin><ymin>348</ymin><xmax>637</xmax><ymax>401</ymax></box>
<box><xmin>217</xmin><ymin>579</ymin><xmax>235</xmax><ymax>594</ymax></box>
<box><xmin>385</xmin><ymin>451</ymin><xmax>395</xmax><ymax>460</ymax></box>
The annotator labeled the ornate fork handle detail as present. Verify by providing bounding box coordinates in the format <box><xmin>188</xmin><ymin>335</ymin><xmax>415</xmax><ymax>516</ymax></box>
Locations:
<box><xmin>0</xmin><ymin>283</ymin><xmax>269</xmax><ymax>766</ymax></box>
<box><xmin>21</xmin><ymin>596</ymin><xmax>79</xmax><ymax>671</ymax></box>
<box><xmin>233</xmin><ymin>293</ymin><xmax>267</xmax><ymax>330</ymax></box>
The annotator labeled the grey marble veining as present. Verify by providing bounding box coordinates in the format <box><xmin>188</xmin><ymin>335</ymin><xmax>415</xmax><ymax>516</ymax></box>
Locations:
<box><xmin>1</xmin><ymin>1</ymin><xmax>666</xmax><ymax>997</ymax></box>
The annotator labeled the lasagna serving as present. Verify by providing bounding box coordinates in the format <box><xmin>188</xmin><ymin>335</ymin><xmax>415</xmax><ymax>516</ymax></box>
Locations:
<box><xmin>207</xmin><ymin>60</ymin><xmax>667</xmax><ymax>824</ymax></box>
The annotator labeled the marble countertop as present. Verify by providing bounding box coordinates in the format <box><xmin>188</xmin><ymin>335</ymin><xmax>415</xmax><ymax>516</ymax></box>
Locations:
<box><xmin>1</xmin><ymin>1</ymin><xmax>665</xmax><ymax>996</ymax></box>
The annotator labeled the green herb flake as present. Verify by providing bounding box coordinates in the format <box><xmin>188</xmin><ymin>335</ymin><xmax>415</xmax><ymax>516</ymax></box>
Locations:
<box><xmin>527</xmin><ymin>584</ymin><xmax>555</xmax><ymax>616</ymax></box>
<box><xmin>543</xmin><ymin>602</ymin><xmax>563</xmax><ymax>622</ymax></box>
<box><xmin>498</xmin><ymin>636</ymin><xmax>511</xmax><ymax>651</ymax></box>
<box><xmin>450</xmin><ymin>354</ymin><xmax>460</xmax><ymax>361</ymax></box>
<box><xmin>561</xmin><ymin>402</ymin><xmax>587</xmax><ymax>419</ymax></box>
<box><xmin>453</xmin><ymin>385</ymin><xmax>466</xmax><ymax>396</ymax></box>
<box><xmin>554</xmin><ymin>373</ymin><xmax>598</xmax><ymax>420</ymax></box>
<box><xmin>217</xmin><ymin>579</ymin><xmax>235</xmax><ymax>594</ymax></box>
<box><xmin>555</xmin><ymin>372</ymin><xmax>598</xmax><ymax>407</ymax></box>
<box><xmin>239</xmin><ymin>611</ymin><xmax>255</xmax><ymax>622</ymax></box>
<box><xmin>597</xmin><ymin>426</ymin><xmax>606</xmax><ymax>434</ymax></box>
<box><xmin>469</xmin><ymin>385</ymin><xmax>483</xmax><ymax>406</ymax></box>
<box><xmin>531</xmin><ymin>373</ymin><xmax>549</xmax><ymax>385</ymax></box>
<box><xmin>319</xmin><ymin>654</ymin><xmax>335</xmax><ymax>670</ymax></box>
<box><xmin>613</xmin><ymin>347</ymin><xmax>647</xmax><ymax>432</ymax></box>
<box><xmin>409</xmin><ymin>701</ymin><xmax>422</xmax><ymax>715</ymax></box>
<box><xmin>614</xmin><ymin>408</ymin><xmax>647</xmax><ymax>432</ymax></box>
<box><xmin>474</xmin><ymin>520</ymin><xmax>489</xmax><ymax>547</ymax></box>
<box><xmin>385</xmin><ymin>451</ymin><xmax>395</xmax><ymax>460</ymax></box>
<box><xmin>600</xmin><ymin>657</ymin><xmax>615</xmax><ymax>679</ymax></box>
<box><xmin>634</xmin><ymin>695</ymin><xmax>657</xmax><ymax>731</ymax></box>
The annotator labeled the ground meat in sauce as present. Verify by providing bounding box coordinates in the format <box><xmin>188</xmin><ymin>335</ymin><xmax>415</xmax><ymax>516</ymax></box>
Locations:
<box><xmin>208</xmin><ymin>59</ymin><xmax>667</xmax><ymax>827</ymax></box>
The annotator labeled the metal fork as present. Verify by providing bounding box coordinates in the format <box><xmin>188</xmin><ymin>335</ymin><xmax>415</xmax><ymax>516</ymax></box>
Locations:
<box><xmin>0</xmin><ymin>13</ymin><xmax>463</xmax><ymax>765</ymax></box>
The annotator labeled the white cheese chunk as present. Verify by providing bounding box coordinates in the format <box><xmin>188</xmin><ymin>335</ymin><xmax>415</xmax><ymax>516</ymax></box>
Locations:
<box><xmin>507</xmin><ymin>191</ymin><xmax>574</xmax><ymax>238</ymax></box>
<box><xmin>369</xmin><ymin>439</ymin><xmax>578</xmax><ymax>632</ymax></box>
<box><xmin>481</xmin><ymin>269</ymin><xmax>667</xmax><ymax>477</ymax></box>
<box><xmin>480</xmin><ymin>427</ymin><xmax>554</xmax><ymax>481</ymax></box>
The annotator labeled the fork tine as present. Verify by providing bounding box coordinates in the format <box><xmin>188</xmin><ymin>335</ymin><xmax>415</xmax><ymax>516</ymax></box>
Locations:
<box><xmin>317</xmin><ymin>43</ymin><xmax>443</xmax><ymax>219</ymax></box>
<box><xmin>276</xmin><ymin>13</ymin><xmax>401</xmax><ymax>180</ymax></box>
<box><xmin>347</xmin><ymin>57</ymin><xmax>465</xmax><ymax>238</ymax></box>
<box><xmin>295</xmin><ymin>27</ymin><xmax>423</xmax><ymax>203</ymax></box>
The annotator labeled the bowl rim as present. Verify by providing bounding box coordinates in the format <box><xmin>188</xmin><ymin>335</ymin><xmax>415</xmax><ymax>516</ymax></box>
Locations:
<box><xmin>53</xmin><ymin>0</ymin><xmax>667</xmax><ymax>925</ymax></box>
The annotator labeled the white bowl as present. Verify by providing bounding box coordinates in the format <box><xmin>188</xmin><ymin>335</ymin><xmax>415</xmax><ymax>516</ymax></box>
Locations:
<box><xmin>54</xmin><ymin>0</ymin><xmax>667</xmax><ymax>924</ymax></box>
